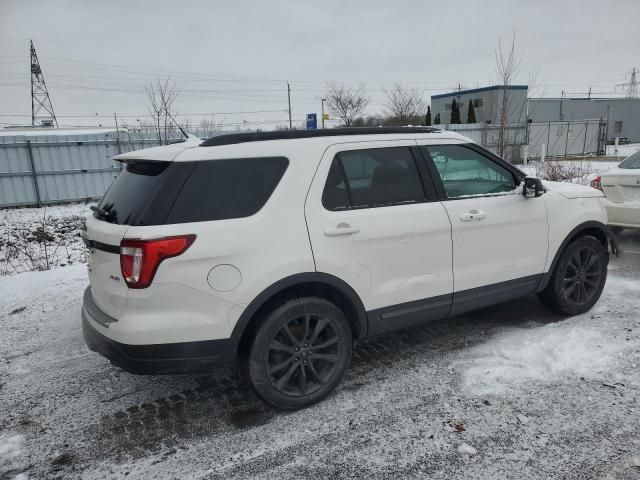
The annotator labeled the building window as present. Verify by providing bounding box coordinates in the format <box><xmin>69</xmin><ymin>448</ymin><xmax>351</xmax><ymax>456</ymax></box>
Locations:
<box><xmin>614</xmin><ymin>121</ymin><xmax>623</xmax><ymax>133</ymax></box>
<box><xmin>472</xmin><ymin>98</ymin><xmax>484</xmax><ymax>108</ymax></box>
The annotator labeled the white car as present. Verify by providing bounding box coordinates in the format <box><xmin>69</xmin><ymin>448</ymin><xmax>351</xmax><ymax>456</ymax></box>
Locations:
<box><xmin>591</xmin><ymin>151</ymin><xmax>640</xmax><ymax>232</ymax></box>
<box><xmin>82</xmin><ymin>127</ymin><xmax>617</xmax><ymax>409</ymax></box>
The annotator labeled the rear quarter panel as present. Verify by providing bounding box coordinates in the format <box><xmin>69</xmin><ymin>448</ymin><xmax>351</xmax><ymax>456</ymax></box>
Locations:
<box><xmin>120</xmin><ymin>142</ymin><xmax>323</xmax><ymax>343</ymax></box>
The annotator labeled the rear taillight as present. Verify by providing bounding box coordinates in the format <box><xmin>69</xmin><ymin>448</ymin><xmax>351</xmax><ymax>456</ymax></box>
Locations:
<box><xmin>120</xmin><ymin>235</ymin><xmax>196</xmax><ymax>289</ymax></box>
<box><xmin>590</xmin><ymin>176</ymin><xmax>603</xmax><ymax>192</ymax></box>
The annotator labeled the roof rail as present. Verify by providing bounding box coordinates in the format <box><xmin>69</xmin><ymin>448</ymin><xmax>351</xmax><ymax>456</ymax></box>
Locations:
<box><xmin>199</xmin><ymin>127</ymin><xmax>440</xmax><ymax>147</ymax></box>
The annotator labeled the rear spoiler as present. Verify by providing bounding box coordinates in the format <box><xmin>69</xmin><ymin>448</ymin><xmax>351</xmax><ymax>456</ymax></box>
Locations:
<box><xmin>114</xmin><ymin>135</ymin><xmax>202</xmax><ymax>163</ymax></box>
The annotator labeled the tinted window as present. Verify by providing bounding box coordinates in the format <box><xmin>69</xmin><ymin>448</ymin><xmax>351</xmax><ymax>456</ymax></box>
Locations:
<box><xmin>322</xmin><ymin>159</ymin><xmax>350</xmax><ymax>210</ymax></box>
<box><xmin>98</xmin><ymin>157</ymin><xmax>288</xmax><ymax>225</ymax></box>
<box><xmin>322</xmin><ymin>147</ymin><xmax>426</xmax><ymax>210</ymax></box>
<box><xmin>166</xmin><ymin>157</ymin><xmax>288</xmax><ymax>223</ymax></box>
<box><xmin>619</xmin><ymin>151</ymin><xmax>640</xmax><ymax>169</ymax></box>
<box><xmin>99</xmin><ymin>161</ymin><xmax>192</xmax><ymax>226</ymax></box>
<box><xmin>426</xmin><ymin>145</ymin><xmax>516</xmax><ymax>198</ymax></box>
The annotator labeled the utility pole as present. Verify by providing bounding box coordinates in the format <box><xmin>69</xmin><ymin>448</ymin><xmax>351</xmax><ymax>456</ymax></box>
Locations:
<box><xmin>30</xmin><ymin>40</ymin><xmax>58</xmax><ymax>127</ymax></box>
<box><xmin>321</xmin><ymin>98</ymin><xmax>326</xmax><ymax>129</ymax></box>
<box><xmin>287</xmin><ymin>82</ymin><xmax>292</xmax><ymax>129</ymax></box>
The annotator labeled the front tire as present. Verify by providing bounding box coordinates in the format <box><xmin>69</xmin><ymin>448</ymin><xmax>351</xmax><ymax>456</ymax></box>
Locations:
<box><xmin>538</xmin><ymin>235</ymin><xmax>608</xmax><ymax>315</ymax></box>
<box><xmin>242</xmin><ymin>297</ymin><xmax>352</xmax><ymax>410</ymax></box>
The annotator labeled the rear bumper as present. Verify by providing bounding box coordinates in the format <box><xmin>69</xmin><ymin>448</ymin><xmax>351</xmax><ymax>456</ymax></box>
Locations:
<box><xmin>82</xmin><ymin>288</ymin><xmax>236</xmax><ymax>374</ymax></box>
<box><xmin>603</xmin><ymin>199</ymin><xmax>640</xmax><ymax>229</ymax></box>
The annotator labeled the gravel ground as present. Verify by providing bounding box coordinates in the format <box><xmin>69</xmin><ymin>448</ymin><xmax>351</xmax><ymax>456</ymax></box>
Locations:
<box><xmin>0</xmin><ymin>232</ymin><xmax>639</xmax><ymax>480</ymax></box>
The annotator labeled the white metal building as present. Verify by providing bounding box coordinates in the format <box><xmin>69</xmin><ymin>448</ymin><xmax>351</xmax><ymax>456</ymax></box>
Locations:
<box><xmin>431</xmin><ymin>85</ymin><xmax>529</xmax><ymax>125</ymax></box>
<box><xmin>528</xmin><ymin>97</ymin><xmax>640</xmax><ymax>142</ymax></box>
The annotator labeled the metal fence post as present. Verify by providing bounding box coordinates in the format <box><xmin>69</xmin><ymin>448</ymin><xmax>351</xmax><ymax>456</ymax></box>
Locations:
<box><xmin>546</xmin><ymin>122</ymin><xmax>551</xmax><ymax>156</ymax></box>
<box><xmin>564</xmin><ymin>121</ymin><xmax>570</xmax><ymax>158</ymax></box>
<box><xmin>26</xmin><ymin>139</ymin><xmax>42</xmax><ymax>207</ymax></box>
<box><xmin>582</xmin><ymin>121</ymin><xmax>588</xmax><ymax>155</ymax></box>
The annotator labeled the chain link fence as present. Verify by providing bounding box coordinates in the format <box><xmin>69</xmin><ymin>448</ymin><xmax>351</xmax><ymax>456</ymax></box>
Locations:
<box><xmin>435</xmin><ymin>118</ymin><xmax>606</xmax><ymax>164</ymax></box>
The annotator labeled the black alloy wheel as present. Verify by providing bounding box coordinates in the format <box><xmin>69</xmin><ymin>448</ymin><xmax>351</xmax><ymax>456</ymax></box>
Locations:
<box><xmin>243</xmin><ymin>297</ymin><xmax>352</xmax><ymax>410</ymax></box>
<box><xmin>266</xmin><ymin>313</ymin><xmax>341</xmax><ymax>397</ymax></box>
<box><xmin>538</xmin><ymin>235</ymin><xmax>608</xmax><ymax>315</ymax></box>
<box><xmin>562</xmin><ymin>246</ymin><xmax>604</xmax><ymax>305</ymax></box>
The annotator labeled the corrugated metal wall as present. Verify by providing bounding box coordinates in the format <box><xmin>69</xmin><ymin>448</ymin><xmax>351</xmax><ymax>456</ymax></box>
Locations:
<box><xmin>1</xmin><ymin>131</ymin><xmax>128</xmax><ymax>207</ymax></box>
<box><xmin>0</xmin><ymin>128</ymin><xmax>214</xmax><ymax>207</ymax></box>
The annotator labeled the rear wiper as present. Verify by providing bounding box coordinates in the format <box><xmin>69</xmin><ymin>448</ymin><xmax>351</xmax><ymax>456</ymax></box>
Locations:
<box><xmin>90</xmin><ymin>205</ymin><xmax>111</xmax><ymax>221</ymax></box>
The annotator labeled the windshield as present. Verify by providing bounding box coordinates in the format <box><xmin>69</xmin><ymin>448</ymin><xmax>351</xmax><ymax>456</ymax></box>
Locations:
<box><xmin>619</xmin><ymin>151</ymin><xmax>640</xmax><ymax>169</ymax></box>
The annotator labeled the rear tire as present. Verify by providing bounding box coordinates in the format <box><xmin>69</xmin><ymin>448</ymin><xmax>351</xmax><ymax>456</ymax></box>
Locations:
<box><xmin>538</xmin><ymin>235</ymin><xmax>608</xmax><ymax>315</ymax></box>
<box><xmin>241</xmin><ymin>297</ymin><xmax>352</xmax><ymax>410</ymax></box>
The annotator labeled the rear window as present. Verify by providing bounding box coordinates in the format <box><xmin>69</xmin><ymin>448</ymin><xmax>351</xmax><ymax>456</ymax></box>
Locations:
<box><xmin>98</xmin><ymin>157</ymin><xmax>288</xmax><ymax>226</ymax></box>
<box><xmin>619</xmin><ymin>151</ymin><xmax>640</xmax><ymax>169</ymax></box>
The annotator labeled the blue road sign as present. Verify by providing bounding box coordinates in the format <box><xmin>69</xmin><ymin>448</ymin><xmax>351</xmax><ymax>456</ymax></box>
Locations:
<box><xmin>306</xmin><ymin>113</ymin><xmax>317</xmax><ymax>129</ymax></box>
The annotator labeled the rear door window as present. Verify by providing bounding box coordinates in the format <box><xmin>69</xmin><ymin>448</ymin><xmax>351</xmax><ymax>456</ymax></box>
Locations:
<box><xmin>322</xmin><ymin>147</ymin><xmax>427</xmax><ymax>210</ymax></box>
<box><xmin>98</xmin><ymin>157</ymin><xmax>288</xmax><ymax>225</ymax></box>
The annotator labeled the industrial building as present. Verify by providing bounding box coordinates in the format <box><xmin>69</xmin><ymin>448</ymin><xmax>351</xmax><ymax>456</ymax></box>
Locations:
<box><xmin>431</xmin><ymin>85</ymin><xmax>640</xmax><ymax>143</ymax></box>
<box><xmin>528</xmin><ymin>97</ymin><xmax>640</xmax><ymax>142</ymax></box>
<box><xmin>431</xmin><ymin>85</ymin><xmax>529</xmax><ymax>124</ymax></box>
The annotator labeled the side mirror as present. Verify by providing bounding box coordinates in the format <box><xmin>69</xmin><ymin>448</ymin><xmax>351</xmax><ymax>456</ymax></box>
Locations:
<box><xmin>523</xmin><ymin>177</ymin><xmax>544</xmax><ymax>198</ymax></box>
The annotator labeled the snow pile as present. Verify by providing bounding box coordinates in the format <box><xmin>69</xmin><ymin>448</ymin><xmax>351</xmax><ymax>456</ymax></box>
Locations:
<box><xmin>0</xmin><ymin>433</ymin><xmax>26</xmax><ymax>476</ymax></box>
<box><xmin>462</xmin><ymin>321</ymin><xmax>621</xmax><ymax>395</ymax></box>
<box><xmin>606</xmin><ymin>142</ymin><xmax>640</xmax><ymax>158</ymax></box>
<box><xmin>0</xmin><ymin>203</ymin><xmax>92</xmax><ymax>276</ymax></box>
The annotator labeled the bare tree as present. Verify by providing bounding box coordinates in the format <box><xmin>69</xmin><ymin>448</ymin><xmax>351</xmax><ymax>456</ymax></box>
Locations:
<box><xmin>383</xmin><ymin>83</ymin><xmax>427</xmax><ymax>125</ymax></box>
<box><xmin>200</xmin><ymin>116</ymin><xmax>222</xmax><ymax>137</ymax></box>
<box><xmin>324</xmin><ymin>83</ymin><xmax>370</xmax><ymax>127</ymax></box>
<box><xmin>495</xmin><ymin>35</ymin><xmax>522</xmax><ymax>157</ymax></box>
<box><xmin>145</xmin><ymin>77</ymin><xmax>179</xmax><ymax>145</ymax></box>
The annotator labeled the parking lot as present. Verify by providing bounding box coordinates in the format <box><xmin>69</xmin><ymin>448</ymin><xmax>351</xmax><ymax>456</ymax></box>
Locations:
<box><xmin>1</xmin><ymin>231</ymin><xmax>639</xmax><ymax>479</ymax></box>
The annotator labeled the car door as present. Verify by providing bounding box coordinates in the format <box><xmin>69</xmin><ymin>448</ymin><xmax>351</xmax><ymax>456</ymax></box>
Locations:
<box><xmin>419</xmin><ymin>142</ymin><xmax>549</xmax><ymax>315</ymax></box>
<box><xmin>305</xmin><ymin>141</ymin><xmax>453</xmax><ymax>335</ymax></box>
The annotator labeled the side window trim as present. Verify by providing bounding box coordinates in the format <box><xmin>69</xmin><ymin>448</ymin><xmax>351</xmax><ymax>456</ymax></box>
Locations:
<box><xmin>335</xmin><ymin>153</ymin><xmax>355</xmax><ymax>207</ymax></box>
<box><xmin>321</xmin><ymin>146</ymin><xmax>435</xmax><ymax>212</ymax></box>
<box><xmin>420</xmin><ymin>143</ymin><xmax>523</xmax><ymax>201</ymax></box>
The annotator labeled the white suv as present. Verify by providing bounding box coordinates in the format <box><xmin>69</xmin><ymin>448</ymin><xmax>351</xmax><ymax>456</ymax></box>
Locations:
<box><xmin>82</xmin><ymin>127</ymin><xmax>617</xmax><ymax>409</ymax></box>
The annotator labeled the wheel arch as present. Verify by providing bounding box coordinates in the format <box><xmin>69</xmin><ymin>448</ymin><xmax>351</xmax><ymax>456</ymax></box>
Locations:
<box><xmin>232</xmin><ymin>272</ymin><xmax>368</xmax><ymax>355</ymax></box>
<box><xmin>537</xmin><ymin>220</ymin><xmax>618</xmax><ymax>292</ymax></box>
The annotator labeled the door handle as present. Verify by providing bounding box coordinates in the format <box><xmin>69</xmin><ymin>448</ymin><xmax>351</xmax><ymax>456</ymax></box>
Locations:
<box><xmin>460</xmin><ymin>210</ymin><xmax>486</xmax><ymax>222</ymax></box>
<box><xmin>324</xmin><ymin>223</ymin><xmax>360</xmax><ymax>237</ymax></box>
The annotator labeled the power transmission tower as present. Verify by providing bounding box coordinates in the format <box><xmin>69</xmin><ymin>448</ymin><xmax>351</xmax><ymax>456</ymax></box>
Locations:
<box><xmin>618</xmin><ymin>67</ymin><xmax>638</xmax><ymax>99</ymax></box>
<box><xmin>30</xmin><ymin>40</ymin><xmax>58</xmax><ymax>127</ymax></box>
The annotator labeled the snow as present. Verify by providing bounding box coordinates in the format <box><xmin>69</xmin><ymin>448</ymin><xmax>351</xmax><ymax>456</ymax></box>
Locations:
<box><xmin>521</xmin><ymin>160</ymin><xmax>619</xmax><ymax>181</ymax></box>
<box><xmin>457</xmin><ymin>443</ymin><xmax>478</xmax><ymax>455</ymax></box>
<box><xmin>606</xmin><ymin>142</ymin><xmax>640</xmax><ymax>158</ymax></box>
<box><xmin>463</xmin><ymin>274</ymin><xmax>639</xmax><ymax>396</ymax></box>
<box><xmin>0</xmin><ymin>202</ymin><xmax>93</xmax><ymax>276</ymax></box>
<box><xmin>0</xmin><ymin>433</ymin><xmax>25</xmax><ymax>477</ymax></box>
<box><xmin>0</xmin><ymin>208</ymin><xmax>639</xmax><ymax>478</ymax></box>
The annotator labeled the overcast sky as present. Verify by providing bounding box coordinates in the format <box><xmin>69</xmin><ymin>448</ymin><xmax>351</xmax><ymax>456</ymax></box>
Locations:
<box><xmin>1</xmin><ymin>0</ymin><xmax>638</xmax><ymax>130</ymax></box>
